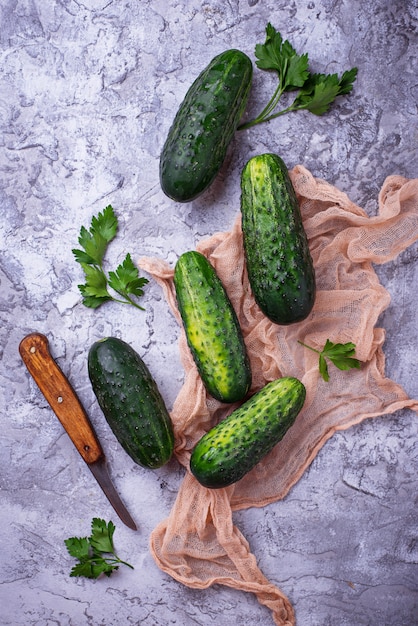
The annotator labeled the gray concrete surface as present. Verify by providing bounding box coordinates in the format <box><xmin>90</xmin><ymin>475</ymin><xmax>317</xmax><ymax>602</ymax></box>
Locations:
<box><xmin>1</xmin><ymin>1</ymin><xmax>417</xmax><ymax>625</ymax></box>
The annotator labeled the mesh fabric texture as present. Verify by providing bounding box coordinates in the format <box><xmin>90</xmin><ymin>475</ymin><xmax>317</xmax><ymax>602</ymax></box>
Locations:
<box><xmin>139</xmin><ymin>165</ymin><xmax>418</xmax><ymax>626</ymax></box>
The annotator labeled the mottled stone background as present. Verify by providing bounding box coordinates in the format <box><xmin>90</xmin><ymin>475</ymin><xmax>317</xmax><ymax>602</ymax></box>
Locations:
<box><xmin>1</xmin><ymin>1</ymin><xmax>417</xmax><ymax>625</ymax></box>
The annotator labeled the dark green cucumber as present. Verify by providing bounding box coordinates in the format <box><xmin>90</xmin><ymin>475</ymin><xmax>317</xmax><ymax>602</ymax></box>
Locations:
<box><xmin>190</xmin><ymin>376</ymin><xmax>306</xmax><ymax>489</ymax></box>
<box><xmin>88</xmin><ymin>337</ymin><xmax>174</xmax><ymax>469</ymax></box>
<box><xmin>173</xmin><ymin>250</ymin><xmax>251</xmax><ymax>404</ymax></box>
<box><xmin>240</xmin><ymin>153</ymin><xmax>316</xmax><ymax>325</ymax></box>
<box><xmin>160</xmin><ymin>49</ymin><xmax>253</xmax><ymax>203</ymax></box>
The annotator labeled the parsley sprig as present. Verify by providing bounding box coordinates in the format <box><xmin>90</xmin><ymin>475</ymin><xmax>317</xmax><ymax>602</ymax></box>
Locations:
<box><xmin>239</xmin><ymin>23</ymin><xmax>358</xmax><ymax>130</ymax></box>
<box><xmin>64</xmin><ymin>518</ymin><xmax>134</xmax><ymax>579</ymax></box>
<box><xmin>72</xmin><ymin>205</ymin><xmax>149</xmax><ymax>310</ymax></box>
<box><xmin>298</xmin><ymin>339</ymin><xmax>361</xmax><ymax>382</ymax></box>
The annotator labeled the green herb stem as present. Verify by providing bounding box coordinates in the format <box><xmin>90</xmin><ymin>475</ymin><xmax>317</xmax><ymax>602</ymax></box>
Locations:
<box><xmin>114</xmin><ymin>294</ymin><xmax>146</xmax><ymax>310</ymax></box>
<box><xmin>105</xmin><ymin>557</ymin><xmax>135</xmax><ymax>569</ymax></box>
<box><xmin>297</xmin><ymin>340</ymin><xmax>320</xmax><ymax>354</ymax></box>
<box><xmin>239</xmin><ymin>103</ymin><xmax>293</xmax><ymax>130</ymax></box>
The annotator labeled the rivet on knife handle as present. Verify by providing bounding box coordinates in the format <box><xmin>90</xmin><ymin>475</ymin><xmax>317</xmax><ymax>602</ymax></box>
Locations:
<box><xmin>19</xmin><ymin>332</ymin><xmax>103</xmax><ymax>464</ymax></box>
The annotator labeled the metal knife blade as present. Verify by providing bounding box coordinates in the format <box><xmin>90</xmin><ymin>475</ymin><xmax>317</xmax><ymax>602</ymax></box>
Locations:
<box><xmin>19</xmin><ymin>332</ymin><xmax>137</xmax><ymax>531</ymax></box>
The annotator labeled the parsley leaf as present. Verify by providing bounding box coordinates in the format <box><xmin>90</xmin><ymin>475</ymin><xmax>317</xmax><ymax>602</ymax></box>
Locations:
<box><xmin>72</xmin><ymin>205</ymin><xmax>149</xmax><ymax>310</ymax></box>
<box><xmin>108</xmin><ymin>253</ymin><xmax>148</xmax><ymax>307</ymax></box>
<box><xmin>298</xmin><ymin>339</ymin><xmax>361</xmax><ymax>382</ymax></box>
<box><xmin>292</xmin><ymin>70</ymin><xmax>358</xmax><ymax>115</ymax></box>
<box><xmin>255</xmin><ymin>24</ymin><xmax>309</xmax><ymax>90</ymax></box>
<box><xmin>64</xmin><ymin>518</ymin><xmax>134</xmax><ymax>579</ymax></box>
<box><xmin>89</xmin><ymin>518</ymin><xmax>115</xmax><ymax>554</ymax></box>
<box><xmin>64</xmin><ymin>536</ymin><xmax>91</xmax><ymax>560</ymax></box>
<box><xmin>91</xmin><ymin>205</ymin><xmax>118</xmax><ymax>243</ymax></box>
<box><xmin>292</xmin><ymin>73</ymin><xmax>342</xmax><ymax>115</ymax></box>
<box><xmin>239</xmin><ymin>23</ymin><xmax>357</xmax><ymax>130</ymax></box>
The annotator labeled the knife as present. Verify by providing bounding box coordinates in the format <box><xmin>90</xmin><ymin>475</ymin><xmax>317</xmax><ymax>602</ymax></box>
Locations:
<box><xmin>19</xmin><ymin>332</ymin><xmax>137</xmax><ymax>531</ymax></box>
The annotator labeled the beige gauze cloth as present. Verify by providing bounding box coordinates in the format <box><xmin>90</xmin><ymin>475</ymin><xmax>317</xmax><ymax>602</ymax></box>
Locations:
<box><xmin>139</xmin><ymin>165</ymin><xmax>418</xmax><ymax>626</ymax></box>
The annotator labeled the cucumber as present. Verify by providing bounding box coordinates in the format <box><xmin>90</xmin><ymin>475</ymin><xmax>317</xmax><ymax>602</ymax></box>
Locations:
<box><xmin>173</xmin><ymin>250</ymin><xmax>251</xmax><ymax>404</ymax></box>
<box><xmin>88</xmin><ymin>337</ymin><xmax>174</xmax><ymax>469</ymax></box>
<box><xmin>160</xmin><ymin>49</ymin><xmax>253</xmax><ymax>203</ymax></box>
<box><xmin>240</xmin><ymin>153</ymin><xmax>316</xmax><ymax>325</ymax></box>
<box><xmin>190</xmin><ymin>376</ymin><xmax>306</xmax><ymax>489</ymax></box>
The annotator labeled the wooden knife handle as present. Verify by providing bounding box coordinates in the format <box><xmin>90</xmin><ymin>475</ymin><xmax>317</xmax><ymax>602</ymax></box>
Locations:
<box><xmin>19</xmin><ymin>332</ymin><xmax>103</xmax><ymax>464</ymax></box>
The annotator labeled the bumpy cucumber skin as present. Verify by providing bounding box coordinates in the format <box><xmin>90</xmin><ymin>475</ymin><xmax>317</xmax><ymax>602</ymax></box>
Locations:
<box><xmin>174</xmin><ymin>250</ymin><xmax>252</xmax><ymax>404</ymax></box>
<box><xmin>240</xmin><ymin>153</ymin><xmax>316</xmax><ymax>325</ymax></box>
<box><xmin>190</xmin><ymin>377</ymin><xmax>305</xmax><ymax>489</ymax></box>
<box><xmin>88</xmin><ymin>337</ymin><xmax>174</xmax><ymax>469</ymax></box>
<box><xmin>160</xmin><ymin>49</ymin><xmax>253</xmax><ymax>203</ymax></box>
